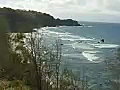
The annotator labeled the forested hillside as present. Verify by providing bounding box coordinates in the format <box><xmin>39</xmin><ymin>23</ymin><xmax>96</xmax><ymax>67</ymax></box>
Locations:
<box><xmin>0</xmin><ymin>7</ymin><xmax>81</xmax><ymax>32</ymax></box>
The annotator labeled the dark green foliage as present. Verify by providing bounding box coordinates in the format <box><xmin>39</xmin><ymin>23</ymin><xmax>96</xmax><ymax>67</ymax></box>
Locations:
<box><xmin>56</xmin><ymin>18</ymin><xmax>81</xmax><ymax>26</ymax></box>
<box><xmin>60</xmin><ymin>68</ymin><xmax>75</xmax><ymax>88</ymax></box>
<box><xmin>0</xmin><ymin>32</ymin><xmax>84</xmax><ymax>90</ymax></box>
<box><xmin>0</xmin><ymin>7</ymin><xmax>81</xmax><ymax>32</ymax></box>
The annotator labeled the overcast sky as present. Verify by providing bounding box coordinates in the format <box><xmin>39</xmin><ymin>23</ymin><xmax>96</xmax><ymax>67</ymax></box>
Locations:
<box><xmin>0</xmin><ymin>0</ymin><xmax>120</xmax><ymax>23</ymax></box>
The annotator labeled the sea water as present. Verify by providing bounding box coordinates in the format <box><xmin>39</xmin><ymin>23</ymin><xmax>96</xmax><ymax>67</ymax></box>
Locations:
<box><xmin>41</xmin><ymin>22</ymin><xmax>120</xmax><ymax>62</ymax></box>
<box><xmin>38</xmin><ymin>22</ymin><xmax>120</xmax><ymax>89</ymax></box>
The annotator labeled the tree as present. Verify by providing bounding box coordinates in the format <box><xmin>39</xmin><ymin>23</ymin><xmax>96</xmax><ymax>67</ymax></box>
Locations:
<box><xmin>0</xmin><ymin>30</ymin><xmax>84</xmax><ymax>90</ymax></box>
<box><xmin>26</xmin><ymin>30</ymin><xmax>63</xmax><ymax>90</ymax></box>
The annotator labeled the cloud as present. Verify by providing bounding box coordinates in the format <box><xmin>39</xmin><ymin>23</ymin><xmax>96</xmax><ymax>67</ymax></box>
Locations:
<box><xmin>104</xmin><ymin>0</ymin><xmax>120</xmax><ymax>11</ymax></box>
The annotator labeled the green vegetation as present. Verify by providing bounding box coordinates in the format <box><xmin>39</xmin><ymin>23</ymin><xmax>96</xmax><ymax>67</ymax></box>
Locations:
<box><xmin>0</xmin><ymin>7</ymin><xmax>119</xmax><ymax>90</ymax></box>
<box><xmin>0</xmin><ymin>7</ymin><xmax>83</xmax><ymax>90</ymax></box>
<box><xmin>0</xmin><ymin>7</ymin><xmax>81</xmax><ymax>32</ymax></box>
<box><xmin>0</xmin><ymin>32</ymin><xmax>85</xmax><ymax>90</ymax></box>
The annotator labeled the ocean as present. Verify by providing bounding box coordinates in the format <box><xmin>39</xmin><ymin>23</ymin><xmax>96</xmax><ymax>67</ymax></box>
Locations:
<box><xmin>38</xmin><ymin>21</ymin><xmax>120</xmax><ymax>89</ymax></box>
<box><xmin>40</xmin><ymin>22</ymin><xmax>120</xmax><ymax>61</ymax></box>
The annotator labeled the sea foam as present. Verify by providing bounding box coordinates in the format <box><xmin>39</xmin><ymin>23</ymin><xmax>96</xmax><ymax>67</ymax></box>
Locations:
<box><xmin>90</xmin><ymin>44</ymin><xmax>119</xmax><ymax>48</ymax></box>
<box><xmin>82</xmin><ymin>51</ymin><xmax>100</xmax><ymax>62</ymax></box>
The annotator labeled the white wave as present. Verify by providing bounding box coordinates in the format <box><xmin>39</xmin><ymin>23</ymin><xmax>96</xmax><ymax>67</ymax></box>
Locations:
<box><xmin>64</xmin><ymin>34</ymin><xmax>81</xmax><ymax>38</ymax></box>
<box><xmin>63</xmin><ymin>54</ymin><xmax>82</xmax><ymax>58</ymax></box>
<box><xmin>39</xmin><ymin>28</ymin><xmax>95</xmax><ymax>42</ymax></box>
<box><xmin>45</xmin><ymin>30</ymin><xmax>70</xmax><ymax>36</ymax></box>
<box><xmin>87</xmin><ymin>26</ymin><xmax>93</xmax><ymax>28</ymax></box>
<box><xmin>44</xmin><ymin>27</ymin><xmax>58</xmax><ymax>29</ymax></box>
<box><xmin>90</xmin><ymin>44</ymin><xmax>119</xmax><ymax>48</ymax></box>
<box><xmin>64</xmin><ymin>44</ymin><xmax>73</xmax><ymax>46</ymax></box>
<box><xmin>82</xmin><ymin>51</ymin><xmax>100</xmax><ymax>62</ymax></box>
<box><xmin>60</xmin><ymin>34</ymin><xmax>94</xmax><ymax>40</ymax></box>
<box><xmin>61</xmin><ymin>38</ymin><xmax>80</xmax><ymax>41</ymax></box>
<box><xmin>61</xmin><ymin>37</ymin><xmax>94</xmax><ymax>41</ymax></box>
<box><xmin>79</xmin><ymin>37</ymin><xmax>94</xmax><ymax>41</ymax></box>
<box><xmin>72</xmin><ymin>42</ymin><xmax>95</xmax><ymax>50</ymax></box>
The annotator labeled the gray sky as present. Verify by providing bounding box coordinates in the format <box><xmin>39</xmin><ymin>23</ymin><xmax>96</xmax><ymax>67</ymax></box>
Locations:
<box><xmin>0</xmin><ymin>0</ymin><xmax>120</xmax><ymax>23</ymax></box>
